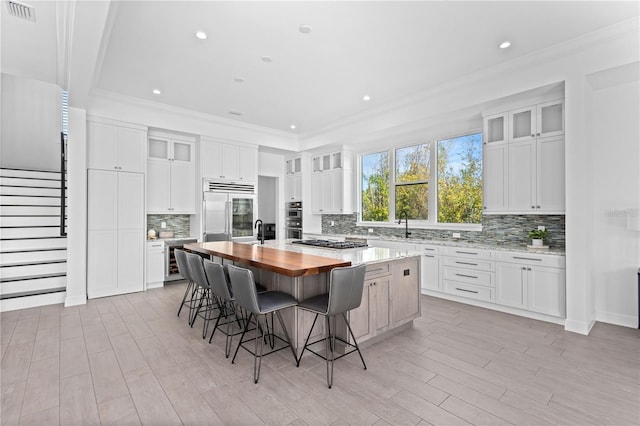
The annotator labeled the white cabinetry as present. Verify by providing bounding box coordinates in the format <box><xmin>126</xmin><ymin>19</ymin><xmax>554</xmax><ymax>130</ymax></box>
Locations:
<box><xmin>147</xmin><ymin>134</ymin><xmax>195</xmax><ymax>214</ymax></box>
<box><xmin>483</xmin><ymin>99</ymin><xmax>565</xmax><ymax>214</ymax></box>
<box><xmin>442</xmin><ymin>247</ymin><xmax>495</xmax><ymax>302</ymax></box>
<box><xmin>311</xmin><ymin>150</ymin><xmax>353</xmax><ymax>214</ymax></box>
<box><xmin>284</xmin><ymin>156</ymin><xmax>303</xmax><ymax>202</ymax></box>
<box><xmin>146</xmin><ymin>241</ymin><xmax>165</xmax><ymax>289</ymax></box>
<box><xmin>87</xmin><ymin>120</ymin><xmax>146</xmax><ymax>173</ymax></box>
<box><xmin>495</xmin><ymin>252</ymin><xmax>565</xmax><ymax>317</ymax></box>
<box><xmin>87</xmin><ymin>169</ymin><xmax>144</xmax><ymax>299</ymax></box>
<box><xmin>419</xmin><ymin>245</ymin><xmax>442</xmax><ymax>292</ymax></box>
<box><xmin>201</xmin><ymin>139</ymin><xmax>258</xmax><ymax>181</ymax></box>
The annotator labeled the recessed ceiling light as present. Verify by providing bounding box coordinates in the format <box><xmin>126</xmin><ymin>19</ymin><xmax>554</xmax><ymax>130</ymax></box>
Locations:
<box><xmin>234</xmin><ymin>77</ymin><xmax>245</xmax><ymax>83</ymax></box>
<box><xmin>195</xmin><ymin>31</ymin><xmax>208</xmax><ymax>40</ymax></box>
<box><xmin>229</xmin><ymin>110</ymin><xmax>244</xmax><ymax>116</ymax></box>
<box><xmin>152</xmin><ymin>89</ymin><xmax>161</xmax><ymax>95</ymax></box>
<box><xmin>499</xmin><ymin>41</ymin><xmax>511</xmax><ymax>49</ymax></box>
<box><xmin>261</xmin><ymin>56</ymin><xmax>273</xmax><ymax>63</ymax></box>
<box><xmin>290</xmin><ymin>124</ymin><xmax>296</xmax><ymax>130</ymax></box>
<box><xmin>299</xmin><ymin>24</ymin><xmax>312</xmax><ymax>34</ymax></box>
<box><xmin>363</xmin><ymin>95</ymin><xmax>371</xmax><ymax>101</ymax></box>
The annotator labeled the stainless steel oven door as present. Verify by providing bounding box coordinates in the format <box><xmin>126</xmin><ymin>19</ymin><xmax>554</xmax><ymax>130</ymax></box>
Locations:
<box><xmin>286</xmin><ymin>228</ymin><xmax>302</xmax><ymax>239</ymax></box>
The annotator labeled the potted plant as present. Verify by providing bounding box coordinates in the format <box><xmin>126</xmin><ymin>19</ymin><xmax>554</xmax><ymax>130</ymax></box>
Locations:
<box><xmin>528</xmin><ymin>229</ymin><xmax>548</xmax><ymax>247</ymax></box>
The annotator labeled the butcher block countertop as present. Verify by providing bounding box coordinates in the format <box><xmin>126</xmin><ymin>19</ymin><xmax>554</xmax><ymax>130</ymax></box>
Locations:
<box><xmin>184</xmin><ymin>241</ymin><xmax>351</xmax><ymax>277</ymax></box>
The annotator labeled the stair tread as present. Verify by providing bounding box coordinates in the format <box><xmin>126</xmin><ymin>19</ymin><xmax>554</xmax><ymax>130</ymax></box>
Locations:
<box><xmin>1</xmin><ymin>287</ymin><xmax>66</xmax><ymax>300</ymax></box>
<box><xmin>0</xmin><ymin>194</ymin><xmax>63</xmax><ymax>198</ymax></box>
<box><xmin>1</xmin><ymin>236</ymin><xmax>67</xmax><ymax>241</ymax></box>
<box><xmin>0</xmin><ymin>272</ymin><xmax>66</xmax><ymax>283</ymax></box>
<box><xmin>0</xmin><ymin>167</ymin><xmax>60</xmax><ymax>174</ymax></box>
<box><xmin>0</xmin><ymin>247</ymin><xmax>67</xmax><ymax>254</ymax></box>
<box><xmin>0</xmin><ymin>225</ymin><xmax>61</xmax><ymax>228</ymax></box>
<box><xmin>1</xmin><ymin>259</ymin><xmax>67</xmax><ymax>268</ymax></box>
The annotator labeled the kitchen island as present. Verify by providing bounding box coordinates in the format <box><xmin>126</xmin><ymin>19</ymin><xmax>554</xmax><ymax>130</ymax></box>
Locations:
<box><xmin>184</xmin><ymin>240</ymin><xmax>421</xmax><ymax>352</ymax></box>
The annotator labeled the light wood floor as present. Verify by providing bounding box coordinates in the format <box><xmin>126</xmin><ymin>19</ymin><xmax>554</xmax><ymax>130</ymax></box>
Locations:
<box><xmin>1</xmin><ymin>282</ymin><xmax>639</xmax><ymax>425</ymax></box>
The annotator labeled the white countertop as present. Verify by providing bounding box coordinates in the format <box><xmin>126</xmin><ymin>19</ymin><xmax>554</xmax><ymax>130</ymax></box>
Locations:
<box><xmin>247</xmin><ymin>239</ymin><xmax>420</xmax><ymax>265</ymax></box>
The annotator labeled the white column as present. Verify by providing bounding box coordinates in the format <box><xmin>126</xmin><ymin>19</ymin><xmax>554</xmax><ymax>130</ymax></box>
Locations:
<box><xmin>563</xmin><ymin>75</ymin><xmax>596</xmax><ymax>334</ymax></box>
<box><xmin>65</xmin><ymin>107</ymin><xmax>88</xmax><ymax>306</ymax></box>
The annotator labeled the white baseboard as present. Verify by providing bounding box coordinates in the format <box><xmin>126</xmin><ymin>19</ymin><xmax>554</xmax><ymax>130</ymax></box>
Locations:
<box><xmin>564</xmin><ymin>318</ymin><xmax>596</xmax><ymax>335</ymax></box>
<box><xmin>64</xmin><ymin>294</ymin><xmax>87</xmax><ymax>307</ymax></box>
<box><xmin>596</xmin><ymin>311</ymin><xmax>638</xmax><ymax>329</ymax></box>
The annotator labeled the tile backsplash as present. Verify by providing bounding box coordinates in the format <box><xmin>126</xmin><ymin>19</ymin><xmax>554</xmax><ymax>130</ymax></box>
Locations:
<box><xmin>321</xmin><ymin>213</ymin><xmax>565</xmax><ymax>249</ymax></box>
<box><xmin>147</xmin><ymin>214</ymin><xmax>191</xmax><ymax>237</ymax></box>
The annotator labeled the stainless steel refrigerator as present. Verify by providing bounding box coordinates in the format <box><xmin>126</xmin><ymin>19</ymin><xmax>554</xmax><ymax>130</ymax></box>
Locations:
<box><xmin>202</xmin><ymin>181</ymin><xmax>257</xmax><ymax>242</ymax></box>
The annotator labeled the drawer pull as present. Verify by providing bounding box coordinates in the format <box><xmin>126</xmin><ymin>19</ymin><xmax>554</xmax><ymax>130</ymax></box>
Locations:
<box><xmin>456</xmin><ymin>251</ymin><xmax>478</xmax><ymax>255</ymax></box>
<box><xmin>456</xmin><ymin>287</ymin><xmax>478</xmax><ymax>294</ymax></box>
<box><xmin>455</xmin><ymin>261</ymin><xmax>478</xmax><ymax>266</ymax></box>
<box><xmin>423</xmin><ymin>248</ymin><xmax>436</xmax><ymax>251</ymax></box>
<box><xmin>455</xmin><ymin>273</ymin><xmax>478</xmax><ymax>279</ymax></box>
<box><xmin>513</xmin><ymin>256</ymin><xmax>542</xmax><ymax>261</ymax></box>
<box><xmin>423</xmin><ymin>255</ymin><xmax>435</xmax><ymax>258</ymax></box>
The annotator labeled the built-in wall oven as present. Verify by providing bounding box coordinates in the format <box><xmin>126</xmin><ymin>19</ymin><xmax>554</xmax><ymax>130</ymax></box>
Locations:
<box><xmin>164</xmin><ymin>238</ymin><xmax>197</xmax><ymax>281</ymax></box>
<box><xmin>285</xmin><ymin>201</ymin><xmax>303</xmax><ymax>239</ymax></box>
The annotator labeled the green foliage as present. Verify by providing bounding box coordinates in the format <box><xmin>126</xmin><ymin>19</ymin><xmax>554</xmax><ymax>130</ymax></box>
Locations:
<box><xmin>362</xmin><ymin>152</ymin><xmax>390</xmax><ymax>221</ymax></box>
<box><xmin>395</xmin><ymin>144</ymin><xmax>429</xmax><ymax>220</ymax></box>
<box><xmin>437</xmin><ymin>137</ymin><xmax>482</xmax><ymax>224</ymax></box>
<box><xmin>528</xmin><ymin>229</ymin><xmax>548</xmax><ymax>239</ymax></box>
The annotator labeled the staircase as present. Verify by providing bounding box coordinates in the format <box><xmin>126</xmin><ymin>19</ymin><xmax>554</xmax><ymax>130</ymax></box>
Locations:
<box><xmin>0</xmin><ymin>167</ymin><xmax>67</xmax><ymax>311</ymax></box>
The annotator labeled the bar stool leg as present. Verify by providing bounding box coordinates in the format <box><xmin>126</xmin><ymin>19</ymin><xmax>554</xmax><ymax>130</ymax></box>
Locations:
<box><xmin>177</xmin><ymin>280</ymin><xmax>194</xmax><ymax>317</ymax></box>
<box><xmin>275</xmin><ymin>311</ymin><xmax>298</xmax><ymax>363</ymax></box>
<box><xmin>296</xmin><ymin>313</ymin><xmax>319</xmax><ymax>367</ymax></box>
<box><xmin>232</xmin><ymin>313</ymin><xmax>253</xmax><ymax>364</ymax></box>
<box><xmin>325</xmin><ymin>315</ymin><xmax>334</xmax><ymax>388</ymax></box>
<box><xmin>254</xmin><ymin>315</ymin><xmax>265</xmax><ymax>383</ymax></box>
<box><xmin>342</xmin><ymin>312</ymin><xmax>367</xmax><ymax>370</ymax></box>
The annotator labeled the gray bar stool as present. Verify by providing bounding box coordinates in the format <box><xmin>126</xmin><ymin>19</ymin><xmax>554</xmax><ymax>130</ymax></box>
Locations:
<box><xmin>227</xmin><ymin>264</ymin><xmax>298</xmax><ymax>383</ymax></box>
<box><xmin>175</xmin><ymin>249</ymin><xmax>196</xmax><ymax>322</ymax></box>
<box><xmin>186</xmin><ymin>252</ymin><xmax>219</xmax><ymax>338</ymax></box>
<box><xmin>203</xmin><ymin>260</ymin><xmax>245</xmax><ymax>357</ymax></box>
<box><xmin>296</xmin><ymin>263</ymin><xmax>367</xmax><ymax>388</ymax></box>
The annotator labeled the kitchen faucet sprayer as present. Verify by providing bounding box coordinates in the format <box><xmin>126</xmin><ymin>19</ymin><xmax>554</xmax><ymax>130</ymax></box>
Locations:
<box><xmin>254</xmin><ymin>219</ymin><xmax>264</xmax><ymax>244</ymax></box>
<box><xmin>398</xmin><ymin>210</ymin><xmax>411</xmax><ymax>239</ymax></box>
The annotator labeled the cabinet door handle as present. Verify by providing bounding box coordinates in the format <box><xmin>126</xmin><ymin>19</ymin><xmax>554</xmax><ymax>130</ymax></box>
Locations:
<box><xmin>513</xmin><ymin>256</ymin><xmax>542</xmax><ymax>261</ymax></box>
<box><xmin>455</xmin><ymin>261</ymin><xmax>478</xmax><ymax>266</ymax></box>
<box><xmin>456</xmin><ymin>287</ymin><xmax>478</xmax><ymax>294</ymax></box>
<box><xmin>455</xmin><ymin>273</ymin><xmax>478</xmax><ymax>279</ymax></box>
<box><xmin>531</xmin><ymin>134</ymin><xmax>535</xmax><ymax>137</ymax></box>
<box><xmin>531</xmin><ymin>205</ymin><xmax>536</xmax><ymax>209</ymax></box>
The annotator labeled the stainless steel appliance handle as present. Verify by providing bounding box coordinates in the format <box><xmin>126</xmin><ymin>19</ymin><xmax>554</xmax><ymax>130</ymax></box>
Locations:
<box><xmin>226</xmin><ymin>201</ymin><xmax>232</xmax><ymax>236</ymax></box>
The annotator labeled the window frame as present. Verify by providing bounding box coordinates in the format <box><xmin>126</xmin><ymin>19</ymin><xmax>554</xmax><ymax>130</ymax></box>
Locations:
<box><xmin>356</xmin><ymin>130</ymin><xmax>483</xmax><ymax>231</ymax></box>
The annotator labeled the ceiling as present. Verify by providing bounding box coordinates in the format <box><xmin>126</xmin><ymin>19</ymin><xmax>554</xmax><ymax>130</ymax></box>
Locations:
<box><xmin>2</xmin><ymin>1</ymin><xmax>639</xmax><ymax>135</ymax></box>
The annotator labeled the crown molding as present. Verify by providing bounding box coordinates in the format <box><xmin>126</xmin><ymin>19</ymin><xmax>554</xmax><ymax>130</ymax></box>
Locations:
<box><xmin>299</xmin><ymin>18</ymin><xmax>640</xmax><ymax>145</ymax></box>
<box><xmin>89</xmin><ymin>88</ymin><xmax>298</xmax><ymax>142</ymax></box>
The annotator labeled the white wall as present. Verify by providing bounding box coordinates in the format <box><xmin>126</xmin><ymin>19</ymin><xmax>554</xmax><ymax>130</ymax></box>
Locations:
<box><xmin>1</xmin><ymin>73</ymin><xmax>62</xmax><ymax>170</ymax></box>
<box><xmin>258</xmin><ymin>176</ymin><xmax>277</xmax><ymax>223</ymax></box>
<box><xmin>591</xmin><ymin>79</ymin><xmax>640</xmax><ymax>327</ymax></box>
<box><xmin>65</xmin><ymin>107</ymin><xmax>88</xmax><ymax>306</ymax></box>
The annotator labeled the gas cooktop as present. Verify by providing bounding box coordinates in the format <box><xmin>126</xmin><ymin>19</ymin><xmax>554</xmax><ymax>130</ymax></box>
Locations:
<box><xmin>291</xmin><ymin>239</ymin><xmax>368</xmax><ymax>249</ymax></box>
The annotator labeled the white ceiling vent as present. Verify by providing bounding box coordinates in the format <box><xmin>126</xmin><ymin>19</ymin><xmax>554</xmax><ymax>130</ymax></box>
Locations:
<box><xmin>6</xmin><ymin>0</ymin><xmax>36</xmax><ymax>22</ymax></box>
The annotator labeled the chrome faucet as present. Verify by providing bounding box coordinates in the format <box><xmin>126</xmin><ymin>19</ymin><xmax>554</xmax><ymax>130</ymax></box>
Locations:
<box><xmin>254</xmin><ymin>219</ymin><xmax>264</xmax><ymax>244</ymax></box>
<box><xmin>397</xmin><ymin>210</ymin><xmax>411</xmax><ymax>238</ymax></box>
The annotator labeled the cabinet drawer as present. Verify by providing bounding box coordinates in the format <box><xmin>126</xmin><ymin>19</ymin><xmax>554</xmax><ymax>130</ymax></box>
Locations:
<box><xmin>417</xmin><ymin>244</ymin><xmax>442</xmax><ymax>255</ymax></box>
<box><xmin>444</xmin><ymin>281</ymin><xmax>493</xmax><ymax>302</ymax></box>
<box><xmin>443</xmin><ymin>266</ymin><xmax>495</xmax><ymax>287</ymax></box>
<box><xmin>365</xmin><ymin>262</ymin><xmax>391</xmax><ymax>279</ymax></box>
<box><xmin>444</xmin><ymin>257</ymin><xmax>495</xmax><ymax>271</ymax></box>
<box><xmin>496</xmin><ymin>251</ymin><xmax>565</xmax><ymax>268</ymax></box>
<box><xmin>445</xmin><ymin>247</ymin><xmax>494</xmax><ymax>260</ymax></box>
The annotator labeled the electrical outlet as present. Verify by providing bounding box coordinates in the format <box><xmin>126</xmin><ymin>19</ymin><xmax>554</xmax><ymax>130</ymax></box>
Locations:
<box><xmin>452</xmin><ymin>232</ymin><xmax>461</xmax><ymax>238</ymax></box>
<box><xmin>368</xmin><ymin>228</ymin><xmax>374</xmax><ymax>233</ymax></box>
<box><xmin>161</xmin><ymin>222</ymin><xmax>166</xmax><ymax>229</ymax></box>
<box><xmin>538</xmin><ymin>225</ymin><xmax>546</xmax><ymax>231</ymax></box>
<box><xmin>330</xmin><ymin>221</ymin><xmax>335</xmax><ymax>226</ymax></box>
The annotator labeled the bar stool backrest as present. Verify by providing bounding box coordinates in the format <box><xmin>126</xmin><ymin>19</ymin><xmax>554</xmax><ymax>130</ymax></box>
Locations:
<box><xmin>227</xmin><ymin>264</ymin><xmax>260</xmax><ymax>315</ymax></box>
<box><xmin>174</xmin><ymin>249</ymin><xmax>191</xmax><ymax>281</ymax></box>
<box><xmin>186</xmin><ymin>252</ymin><xmax>209</xmax><ymax>289</ymax></box>
<box><xmin>326</xmin><ymin>264</ymin><xmax>367</xmax><ymax>316</ymax></box>
<box><xmin>203</xmin><ymin>260</ymin><xmax>233</xmax><ymax>301</ymax></box>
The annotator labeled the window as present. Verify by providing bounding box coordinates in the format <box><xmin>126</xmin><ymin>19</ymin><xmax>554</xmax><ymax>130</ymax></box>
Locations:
<box><xmin>437</xmin><ymin>133</ymin><xmax>483</xmax><ymax>224</ymax></box>
<box><xmin>359</xmin><ymin>132</ymin><xmax>482</xmax><ymax>226</ymax></box>
<box><xmin>361</xmin><ymin>151</ymin><xmax>389</xmax><ymax>221</ymax></box>
<box><xmin>395</xmin><ymin>144</ymin><xmax>429</xmax><ymax>220</ymax></box>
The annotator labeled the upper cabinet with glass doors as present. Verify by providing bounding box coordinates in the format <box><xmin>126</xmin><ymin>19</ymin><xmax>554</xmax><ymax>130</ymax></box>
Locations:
<box><xmin>509</xmin><ymin>99</ymin><xmax>564</xmax><ymax>143</ymax></box>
